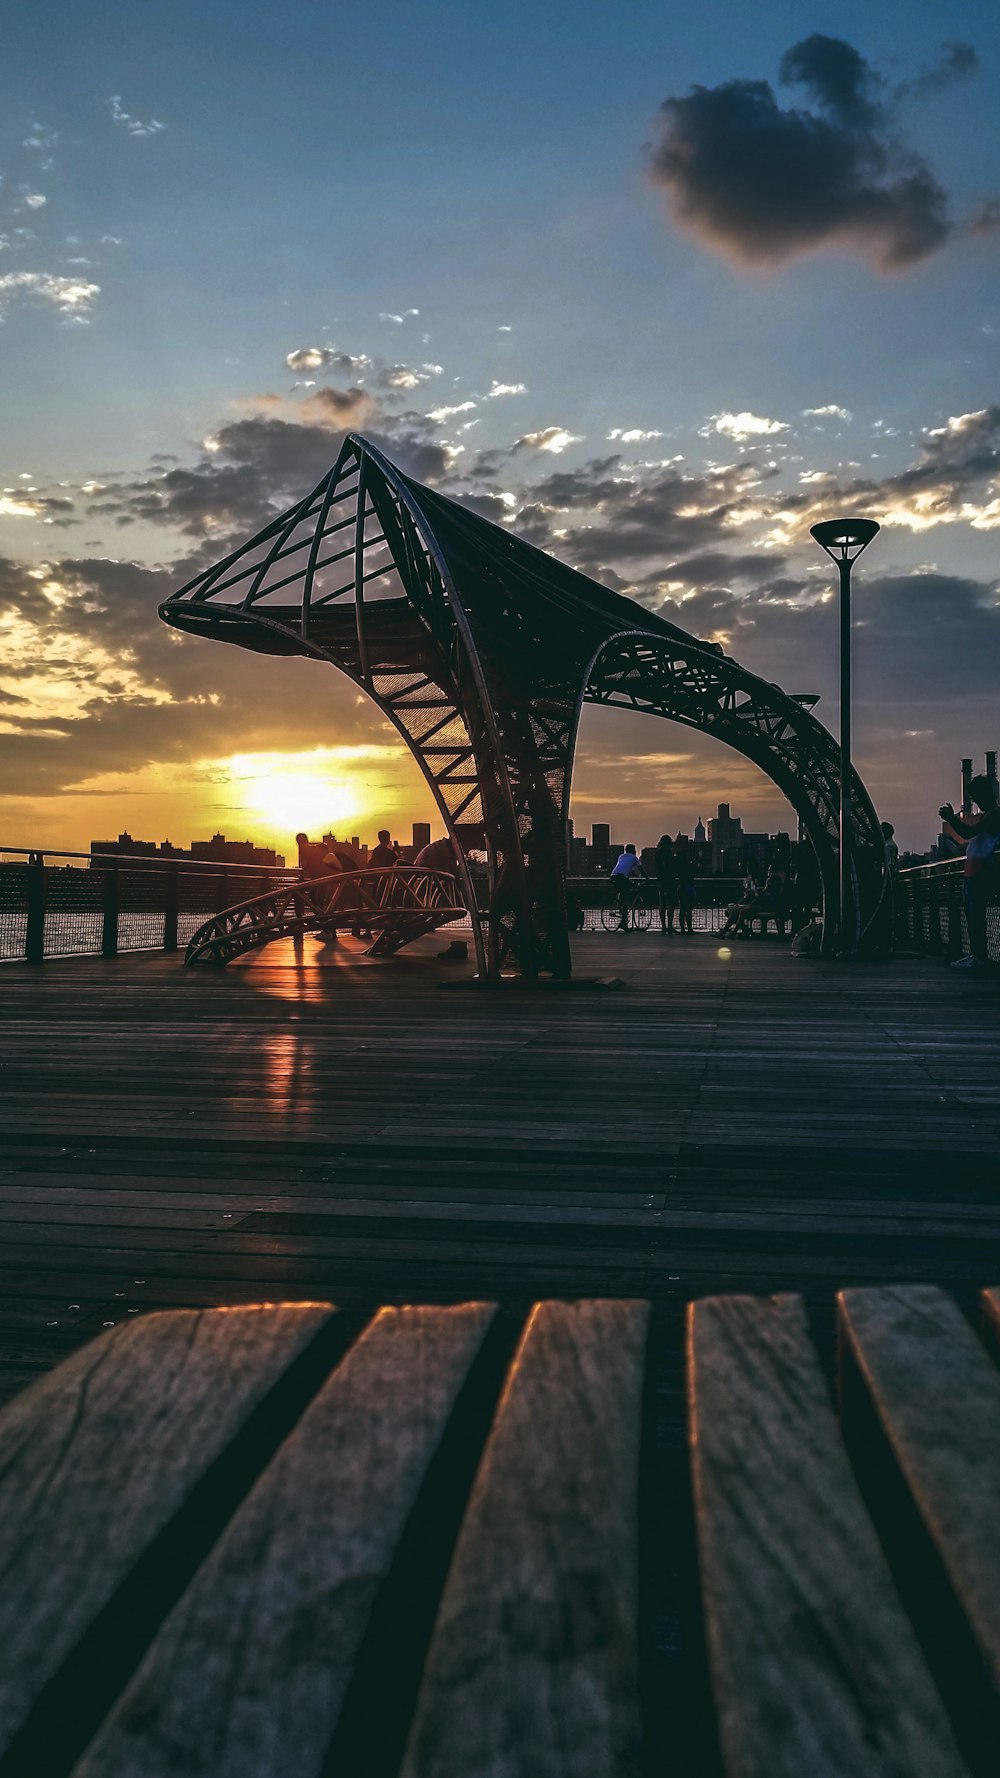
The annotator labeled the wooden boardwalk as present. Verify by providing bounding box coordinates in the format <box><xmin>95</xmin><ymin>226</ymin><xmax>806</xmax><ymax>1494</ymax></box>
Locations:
<box><xmin>2</xmin><ymin>930</ymin><xmax>999</xmax><ymax>1405</ymax></box>
<box><xmin>3</xmin><ymin>931</ymin><xmax>999</xmax><ymax>1770</ymax></box>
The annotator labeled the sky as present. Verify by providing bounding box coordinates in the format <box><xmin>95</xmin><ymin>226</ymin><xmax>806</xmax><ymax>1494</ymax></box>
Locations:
<box><xmin>2</xmin><ymin>0</ymin><xmax>999</xmax><ymax>857</ymax></box>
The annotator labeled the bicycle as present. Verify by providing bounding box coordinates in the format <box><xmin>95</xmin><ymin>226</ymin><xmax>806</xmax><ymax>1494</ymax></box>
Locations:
<box><xmin>600</xmin><ymin>880</ymin><xmax>652</xmax><ymax>932</ymax></box>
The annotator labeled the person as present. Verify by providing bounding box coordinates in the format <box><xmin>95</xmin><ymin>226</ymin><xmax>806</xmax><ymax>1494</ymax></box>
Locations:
<box><xmin>296</xmin><ymin>832</ymin><xmax>328</xmax><ymax>880</ymax></box>
<box><xmin>369</xmin><ymin>829</ymin><xmax>401</xmax><ymax>869</ymax></box>
<box><xmin>673</xmin><ymin>834</ymin><xmax>696</xmax><ymax>933</ymax></box>
<box><xmin>610</xmin><ymin>843</ymin><xmax>645</xmax><ymax>930</ymax></box>
<box><xmin>881</xmin><ymin>821</ymin><xmax>899</xmax><ymax>870</ymax></box>
<box><xmin>654</xmin><ymin>834</ymin><xmax>678</xmax><ymax>933</ymax></box>
<box><xmin>721</xmin><ymin>862</ymin><xmax>789</xmax><ymax>937</ymax></box>
<box><xmin>939</xmin><ymin>776</ymin><xmax>1000</xmax><ymax>969</ymax></box>
<box><xmin>320</xmin><ymin>837</ymin><xmax>368</xmax><ymax>938</ymax></box>
<box><xmin>414</xmin><ymin>835</ymin><xmax>458</xmax><ymax>873</ymax></box>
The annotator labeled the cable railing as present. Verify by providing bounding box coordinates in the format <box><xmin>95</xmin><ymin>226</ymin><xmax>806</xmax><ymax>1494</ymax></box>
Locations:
<box><xmin>0</xmin><ymin>846</ymin><xmax>297</xmax><ymax>963</ymax></box>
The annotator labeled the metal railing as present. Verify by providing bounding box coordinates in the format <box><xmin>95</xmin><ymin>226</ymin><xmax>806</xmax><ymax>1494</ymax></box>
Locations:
<box><xmin>566</xmin><ymin>876</ymin><xmax>766</xmax><ymax>936</ymax></box>
<box><xmin>895</xmin><ymin>858</ymin><xmax>1000</xmax><ymax>962</ymax></box>
<box><xmin>0</xmin><ymin>847</ymin><xmax>297</xmax><ymax>963</ymax></box>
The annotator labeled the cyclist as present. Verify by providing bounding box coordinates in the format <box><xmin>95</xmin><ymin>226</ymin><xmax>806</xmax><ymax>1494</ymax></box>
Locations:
<box><xmin>610</xmin><ymin>844</ymin><xmax>646</xmax><ymax>930</ymax></box>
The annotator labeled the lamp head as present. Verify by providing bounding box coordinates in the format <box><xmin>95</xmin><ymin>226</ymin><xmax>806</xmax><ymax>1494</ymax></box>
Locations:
<box><xmin>810</xmin><ymin>517</ymin><xmax>880</xmax><ymax>563</ymax></box>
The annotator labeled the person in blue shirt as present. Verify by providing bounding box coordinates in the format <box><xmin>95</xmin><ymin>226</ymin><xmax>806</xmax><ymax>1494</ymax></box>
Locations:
<box><xmin>610</xmin><ymin>844</ymin><xmax>645</xmax><ymax>931</ymax></box>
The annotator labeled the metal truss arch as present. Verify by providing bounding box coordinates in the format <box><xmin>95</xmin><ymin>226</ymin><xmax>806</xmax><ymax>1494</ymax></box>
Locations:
<box><xmin>160</xmin><ymin>433</ymin><xmax>891</xmax><ymax>976</ymax></box>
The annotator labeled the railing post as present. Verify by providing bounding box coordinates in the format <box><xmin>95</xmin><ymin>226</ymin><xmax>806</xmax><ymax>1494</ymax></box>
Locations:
<box><xmin>25</xmin><ymin>853</ymin><xmax>46</xmax><ymax>963</ymax></box>
<box><xmin>163</xmin><ymin>863</ymin><xmax>179</xmax><ymax>953</ymax></box>
<box><xmin>215</xmin><ymin>867</ymin><xmax>230</xmax><ymax>913</ymax></box>
<box><xmin>101</xmin><ymin>863</ymin><xmax>119</xmax><ymax>957</ymax></box>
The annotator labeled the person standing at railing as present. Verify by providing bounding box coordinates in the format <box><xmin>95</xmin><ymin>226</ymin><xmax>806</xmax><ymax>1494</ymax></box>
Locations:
<box><xmin>369</xmin><ymin>829</ymin><xmax>401</xmax><ymax>869</ymax></box>
<box><xmin>674</xmin><ymin>834</ymin><xmax>696</xmax><ymax>934</ymax></box>
<box><xmin>939</xmin><ymin>776</ymin><xmax>1000</xmax><ymax>970</ymax></box>
<box><xmin>654</xmin><ymin>835</ymin><xmax>678</xmax><ymax>934</ymax></box>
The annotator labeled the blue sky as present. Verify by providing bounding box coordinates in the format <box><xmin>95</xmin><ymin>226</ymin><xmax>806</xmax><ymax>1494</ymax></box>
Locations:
<box><xmin>2</xmin><ymin>0</ymin><xmax>999</xmax><ymax>851</ymax></box>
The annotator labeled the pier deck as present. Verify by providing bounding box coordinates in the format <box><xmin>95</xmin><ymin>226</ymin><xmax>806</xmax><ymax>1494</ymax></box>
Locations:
<box><xmin>2</xmin><ymin>931</ymin><xmax>998</xmax><ymax>1404</ymax></box>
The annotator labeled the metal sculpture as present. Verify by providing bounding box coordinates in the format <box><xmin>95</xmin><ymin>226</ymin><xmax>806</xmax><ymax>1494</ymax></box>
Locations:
<box><xmin>161</xmin><ymin>433</ymin><xmax>891</xmax><ymax>977</ymax></box>
<box><xmin>185</xmin><ymin>867</ymin><xmax>466</xmax><ymax>966</ymax></box>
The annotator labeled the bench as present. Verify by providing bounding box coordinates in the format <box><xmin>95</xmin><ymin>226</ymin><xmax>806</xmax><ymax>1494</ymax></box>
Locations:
<box><xmin>0</xmin><ymin>1288</ymin><xmax>997</xmax><ymax>1775</ymax></box>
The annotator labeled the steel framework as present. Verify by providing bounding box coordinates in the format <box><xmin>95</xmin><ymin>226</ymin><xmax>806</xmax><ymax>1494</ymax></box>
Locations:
<box><xmin>184</xmin><ymin>866</ymin><xmax>466</xmax><ymax>966</ymax></box>
<box><xmin>160</xmin><ymin>433</ymin><xmax>891</xmax><ymax>977</ymax></box>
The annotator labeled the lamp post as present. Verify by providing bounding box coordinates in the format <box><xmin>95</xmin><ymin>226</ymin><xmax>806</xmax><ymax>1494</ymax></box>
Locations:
<box><xmin>809</xmin><ymin>517</ymin><xmax>879</xmax><ymax>951</ymax></box>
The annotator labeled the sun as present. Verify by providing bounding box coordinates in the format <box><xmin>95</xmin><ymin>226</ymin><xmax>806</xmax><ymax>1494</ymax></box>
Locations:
<box><xmin>224</xmin><ymin>753</ymin><xmax>363</xmax><ymax>839</ymax></box>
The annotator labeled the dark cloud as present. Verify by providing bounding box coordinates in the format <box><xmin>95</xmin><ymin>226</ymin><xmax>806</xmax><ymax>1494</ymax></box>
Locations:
<box><xmin>649</xmin><ymin>35</ymin><xmax>991</xmax><ymax>269</ymax></box>
<box><xmin>505</xmin><ymin>455</ymin><xmax>771</xmax><ymax>576</ymax></box>
<box><xmin>780</xmin><ymin>34</ymin><xmax>883</xmax><ymax>128</ymax></box>
<box><xmin>896</xmin><ymin>42</ymin><xmax>978</xmax><ymax>101</ymax></box>
<box><xmin>88</xmin><ymin>408</ymin><xmax>455</xmax><ymax>538</ymax></box>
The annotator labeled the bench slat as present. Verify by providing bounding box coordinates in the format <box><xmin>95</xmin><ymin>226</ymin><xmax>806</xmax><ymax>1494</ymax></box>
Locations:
<box><xmin>70</xmin><ymin>1302</ymin><xmax>496</xmax><ymax>1778</ymax></box>
<box><xmin>688</xmin><ymin>1292</ymin><xmax>966</xmax><ymax>1778</ymax></box>
<box><xmin>0</xmin><ymin>1303</ymin><xmax>334</xmax><ymax>1760</ymax></box>
<box><xmin>400</xmin><ymin>1298</ymin><xmax>649</xmax><ymax>1778</ymax></box>
<box><xmin>839</xmin><ymin>1285</ymin><xmax>1000</xmax><ymax>1692</ymax></box>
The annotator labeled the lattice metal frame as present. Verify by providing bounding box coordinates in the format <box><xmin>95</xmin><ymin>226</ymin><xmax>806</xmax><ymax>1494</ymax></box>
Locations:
<box><xmin>161</xmin><ymin>433</ymin><xmax>891</xmax><ymax>977</ymax></box>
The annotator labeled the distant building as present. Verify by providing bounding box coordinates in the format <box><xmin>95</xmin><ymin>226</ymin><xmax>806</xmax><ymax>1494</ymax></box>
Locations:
<box><xmin>591</xmin><ymin>822</ymin><xmax>611</xmax><ymax>873</ymax></box>
<box><xmin>89</xmin><ymin>831</ymin><xmax>285</xmax><ymax>868</ymax></box>
<box><xmin>708</xmin><ymin>802</ymin><xmax>743</xmax><ymax>873</ymax></box>
<box><xmin>413</xmin><ymin>821</ymin><xmax>431</xmax><ymax>854</ymax></box>
<box><xmin>694</xmin><ymin>816</ymin><xmax>706</xmax><ymax>844</ymax></box>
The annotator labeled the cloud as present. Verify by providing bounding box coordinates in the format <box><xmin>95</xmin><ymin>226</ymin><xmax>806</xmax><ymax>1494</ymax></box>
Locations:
<box><xmin>378</xmin><ymin>309</ymin><xmax>419</xmax><ymax>324</ymax></box>
<box><xmin>22</xmin><ymin>194</ymin><xmax>47</xmax><ymax>211</ymax></box>
<box><xmin>896</xmin><ymin>42</ymin><xmax>979</xmax><ymax>102</ymax></box>
<box><xmin>607</xmin><ymin>428</ymin><xmax>665</xmax><ymax>443</ymax></box>
<box><xmin>284</xmin><ymin>346</ymin><xmax>370</xmax><ymax>374</ymax></box>
<box><xmin>426</xmin><ymin>401</ymin><xmax>477</xmax><ymax>423</ymax></box>
<box><xmin>0</xmin><ymin>272</ymin><xmax>101</xmax><ymax>320</ymax></box>
<box><xmin>0</xmin><ymin>489</ymin><xmax>75</xmax><ymax>522</ymax></box>
<box><xmin>378</xmin><ymin>363</ymin><xmax>443</xmax><ymax>390</ymax></box>
<box><xmin>109</xmin><ymin>97</ymin><xmax>165</xmax><ymax>137</ymax></box>
<box><xmin>511</xmin><ymin>426</ymin><xmax>584</xmax><ymax>455</ymax></box>
<box><xmin>649</xmin><ymin>34</ymin><xmax>992</xmax><ymax>270</ymax></box>
<box><xmin>298</xmin><ymin>386</ymin><xmax>374</xmax><ymax>427</ymax></box>
<box><xmin>704</xmin><ymin>411</ymin><xmax>789</xmax><ymax>442</ymax></box>
<box><xmin>87</xmin><ymin>402</ymin><xmax>457</xmax><ymax>538</ymax></box>
<box><xmin>485</xmin><ymin>381</ymin><xmax>526</xmax><ymax>398</ymax></box>
<box><xmin>803</xmin><ymin>405</ymin><xmax>852</xmax><ymax>422</ymax></box>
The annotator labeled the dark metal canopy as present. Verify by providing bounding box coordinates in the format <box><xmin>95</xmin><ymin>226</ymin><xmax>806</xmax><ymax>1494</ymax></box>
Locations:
<box><xmin>160</xmin><ymin>433</ymin><xmax>891</xmax><ymax>976</ymax></box>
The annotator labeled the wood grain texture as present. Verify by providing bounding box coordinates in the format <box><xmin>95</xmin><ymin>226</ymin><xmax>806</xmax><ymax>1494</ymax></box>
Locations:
<box><xmin>982</xmin><ymin>1286</ymin><xmax>1000</xmax><ymax>1359</ymax></box>
<box><xmin>70</xmin><ymin>1303</ymin><xmax>496</xmax><ymax>1778</ymax></box>
<box><xmin>839</xmin><ymin>1285</ymin><xmax>1000</xmax><ymax>1690</ymax></box>
<box><xmin>0</xmin><ymin>1303</ymin><xmax>333</xmax><ymax>1759</ymax></box>
<box><xmin>400</xmin><ymin>1298</ymin><xmax>650</xmax><ymax>1778</ymax></box>
<box><xmin>688</xmin><ymin>1292</ymin><xmax>967</xmax><ymax>1778</ymax></box>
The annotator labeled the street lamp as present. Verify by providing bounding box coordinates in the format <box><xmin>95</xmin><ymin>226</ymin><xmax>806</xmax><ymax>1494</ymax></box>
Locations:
<box><xmin>809</xmin><ymin>517</ymin><xmax>880</xmax><ymax>951</ymax></box>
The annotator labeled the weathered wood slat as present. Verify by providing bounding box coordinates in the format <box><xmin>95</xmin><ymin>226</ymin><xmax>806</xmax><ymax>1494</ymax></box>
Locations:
<box><xmin>688</xmin><ymin>1292</ymin><xmax>967</xmax><ymax>1778</ymax></box>
<box><xmin>0</xmin><ymin>1303</ymin><xmax>334</xmax><ymax>1761</ymax></box>
<box><xmin>982</xmin><ymin>1286</ymin><xmax>1000</xmax><ymax>1357</ymax></box>
<box><xmin>70</xmin><ymin>1303</ymin><xmax>496</xmax><ymax>1778</ymax></box>
<box><xmin>400</xmin><ymin>1298</ymin><xmax>649</xmax><ymax>1778</ymax></box>
<box><xmin>839</xmin><ymin>1285</ymin><xmax>1000</xmax><ymax>1695</ymax></box>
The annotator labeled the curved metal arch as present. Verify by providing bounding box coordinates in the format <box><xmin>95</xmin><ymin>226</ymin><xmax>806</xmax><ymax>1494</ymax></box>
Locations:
<box><xmin>574</xmin><ymin>629</ymin><xmax>890</xmax><ymax>954</ymax></box>
<box><xmin>160</xmin><ymin>432</ymin><xmax>891</xmax><ymax>976</ymax></box>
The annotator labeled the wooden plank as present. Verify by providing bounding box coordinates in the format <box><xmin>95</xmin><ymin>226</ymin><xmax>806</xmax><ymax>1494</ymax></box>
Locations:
<box><xmin>0</xmin><ymin>1303</ymin><xmax>335</xmax><ymax>1760</ymax></box>
<box><xmin>983</xmin><ymin>1286</ymin><xmax>1000</xmax><ymax>1361</ymax></box>
<box><xmin>839</xmin><ymin>1285</ymin><xmax>1000</xmax><ymax>1691</ymax></box>
<box><xmin>688</xmin><ymin>1292</ymin><xmax>966</xmax><ymax>1778</ymax></box>
<box><xmin>70</xmin><ymin>1303</ymin><xmax>496</xmax><ymax>1778</ymax></box>
<box><xmin>400</xmin><ymin>1298</ymin><xmax>649</xmax><ymax>1778</ymax></box>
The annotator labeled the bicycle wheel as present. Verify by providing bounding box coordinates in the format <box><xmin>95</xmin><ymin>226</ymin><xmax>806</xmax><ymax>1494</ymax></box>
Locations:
<box><xmin>600</xmin><ymin>898</ymin><xmax>623</xmax><ymax>931</ymax></box>
<box><xmin>632</xmin><ymin>895</ymin><xmax>653</xmax><ymax>931</ymax></box>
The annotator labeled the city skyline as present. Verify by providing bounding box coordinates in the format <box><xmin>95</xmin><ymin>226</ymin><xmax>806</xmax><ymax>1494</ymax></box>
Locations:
<box><xmin>2</xmin><ymin>3</ymin><xmax>999</xmax><ymax>853</ymax></box>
